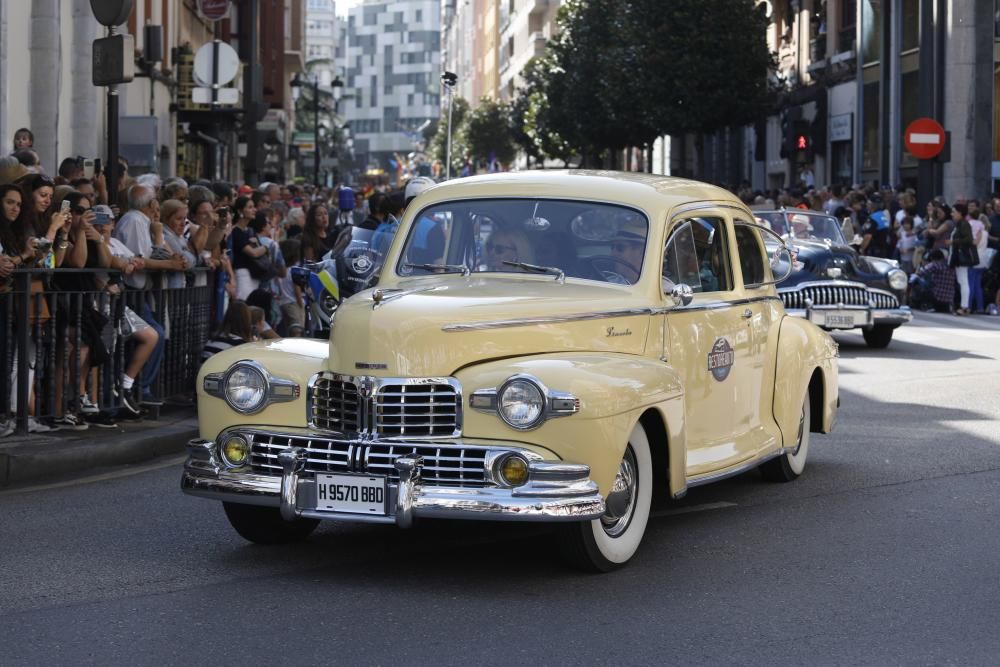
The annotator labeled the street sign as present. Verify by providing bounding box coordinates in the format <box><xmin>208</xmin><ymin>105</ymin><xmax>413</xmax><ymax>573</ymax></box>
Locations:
<box><xmin>904</xmin><ymin>118</ymin><xmax>946</xmax><ymax>160</ymax></box>
<box><xmin>92</xmin><ymin>34</ymin><xmax>135</xmax><ymax>86</ymax></box>
<box><xmin>193</xmin><ymin>41</ymin><xmax>240</xmax><ymax>88</ymax></box>
<box><xmin>90</xmin><ymin>0</ymin><xmax>133</xmax><ymax>27</ymax></box>
<box><xmin>196</xmin><ymin>0</ymin><xmax>231</xmax><ymax>21</ymax></box>
<box><xmin>193</xmin><ymin>87</ymin><xmax>239</xmax><ymax>105</ymax></box>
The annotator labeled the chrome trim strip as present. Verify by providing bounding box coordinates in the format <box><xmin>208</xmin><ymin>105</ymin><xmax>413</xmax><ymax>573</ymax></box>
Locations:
<box><xmin>685</xmin><ymin>448</ymin><xmax>795</xmax><ymax>488</ymax></box>
<box><xmin>442</xmin><ymin>308</ymin><xmax>653</xmax><ymax>332</ymax></box>
<box><xmin>307</xmin><ymin>372</ymin><xmax>464</xmax><ymax>439</ymax></box>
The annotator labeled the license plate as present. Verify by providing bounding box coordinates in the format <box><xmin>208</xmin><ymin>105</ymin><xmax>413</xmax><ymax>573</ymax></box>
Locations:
<box><xmin>315</xmin><ymin>473</ymin><xmax>387</xmax><ymax>515</ymax></box>
<box><xmin>813</xmin><ymin>310</ymin><xmax>868</xmax><ymax>328</ymax></box>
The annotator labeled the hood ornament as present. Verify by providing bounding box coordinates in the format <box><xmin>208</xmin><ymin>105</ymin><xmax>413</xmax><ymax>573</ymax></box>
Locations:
<box><xmin>372</xmin><ymin>289</ymin><xmax>384</xmax><ymax>305</ymax></box>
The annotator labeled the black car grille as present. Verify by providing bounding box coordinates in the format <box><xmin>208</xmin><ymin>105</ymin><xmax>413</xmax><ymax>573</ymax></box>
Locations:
<box><xmin>309</xmin><ymin>374</ymin><xmax>461</xmax><ymax>438</ymax></box>
<box><xmin>248</xmin><ymin>433</ymin><xmax>488</xmax><ymax>487</ymax></box>
<box><xmin>780</xmin><ymin>285</ymin><xmax>899</xmax><ymax>310</ymax></box>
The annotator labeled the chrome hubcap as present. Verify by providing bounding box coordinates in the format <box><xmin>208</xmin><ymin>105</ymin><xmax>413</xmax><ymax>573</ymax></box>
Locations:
<box><xmin>792</xmin><ymin>403</ymin><xmax>806</xmax><ymax>456</ymax></box>
<box><xmin>601</xmin><ymin>446</ymin><xmax>638</xmax><ymax>537</ymax></box>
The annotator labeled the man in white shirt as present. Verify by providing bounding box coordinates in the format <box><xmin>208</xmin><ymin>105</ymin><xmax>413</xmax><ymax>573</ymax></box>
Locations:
<box><xmin>113</xmin><ymin>185</ymin><xmax>183</xmax><ymax>288</ymax></box>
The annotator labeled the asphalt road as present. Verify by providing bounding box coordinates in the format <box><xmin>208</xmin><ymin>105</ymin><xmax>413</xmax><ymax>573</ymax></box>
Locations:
<box><xmin>2</xmin><ymin>311</ymin><xmax>999</xmax><ymax>666</ymax></box>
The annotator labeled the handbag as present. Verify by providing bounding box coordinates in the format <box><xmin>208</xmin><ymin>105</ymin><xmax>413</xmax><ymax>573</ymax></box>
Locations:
<box><xmin>247</xmin><ymin>253</ymin><xmax>276</xmax><ymax>280</ymax></box>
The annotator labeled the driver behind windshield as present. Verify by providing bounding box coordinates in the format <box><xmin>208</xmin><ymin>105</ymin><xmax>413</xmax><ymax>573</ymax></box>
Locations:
<box><xmin>485</xmin><ymin>225</ymin><xmax>535</xmax><ymax>271</ymax></box>
<box><xmin>788</xmin><ymin>213</ymin><xmax>813</xmax><ymax>240</ymax></box>
<box><xmin>609</xmin><ymin>219</ymin><xmax>646</xmax><ymax>282</ymax></box>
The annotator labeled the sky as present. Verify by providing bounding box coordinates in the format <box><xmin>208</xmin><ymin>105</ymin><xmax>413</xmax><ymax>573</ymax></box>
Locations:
<box><xmin>335</xmin><ymin>0</ymin><xmax>363</xmax><ymax>17</ymax></box>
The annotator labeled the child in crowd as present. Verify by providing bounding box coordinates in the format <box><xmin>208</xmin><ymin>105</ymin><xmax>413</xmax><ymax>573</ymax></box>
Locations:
<box><xmin>895</xmin><ymin>217</ymin><xmax>918</xmax><ymax>274</ymax></box>
<box><xmin>909</xmin><ymin>249</ymin><xmax>955</xmax><ymax>312</ymax></box>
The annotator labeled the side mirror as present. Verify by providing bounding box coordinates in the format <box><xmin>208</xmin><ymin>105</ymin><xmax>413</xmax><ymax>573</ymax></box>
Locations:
<box><xmin>769</xmin><ymin>246</ymin><xmax>794</xmax><ymax>283</ymax></box>
<box><xmin>670</xmin><ymin>283</ymin><xmax>694</xmax><ymax>307</ymax></box>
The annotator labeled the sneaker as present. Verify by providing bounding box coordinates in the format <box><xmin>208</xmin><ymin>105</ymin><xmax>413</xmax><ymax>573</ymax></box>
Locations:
<box><xmin>84</xmin><ymin>413</ymin><xmax>118</xmax><ymax>429</ymax></box>
<box><xmin>116</xmin><ymin>406</ymin><xmax>146</xmax><ymax>421</ymax></box>
<box><xmin>28</xmin><ymin>417</ymin><xmax>55</xmax><ymax>433</ymax></box>
<box><xmin>141</xmin><ymin>392</ymin><xmax>164</xmax><ymax>407</ymax></box>
<box><xmin>79</xmin><ymin>394</ymin><xmax>100</xmax><ymax>415</ymax></box>
<box><xmin>0</xmin><ymin>420</ymin><xmax>14</xmax><ymax>437</ymax></box>
<box><xmin>53</xmin><ymin>414</ymin><xmax>89</xmax><ymax>431</ymax></box>
<box><xmin>989</xmin><ymin>304</ymin><xmax>999</xmax><ymax>316</ymax></box>
<box><xmin>115</xmin><ymin>387</ymin><xmax>143</xmax><ymax>416</ymax></box>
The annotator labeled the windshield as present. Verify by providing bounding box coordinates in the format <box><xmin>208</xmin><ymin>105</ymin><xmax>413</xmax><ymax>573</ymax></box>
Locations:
<box><xmin>753</xmin><ymin>211</ymin><xmax>847</xmax><ymax>245</ymax></box>
<box><xmin>395</xmin><ymin>198</ymin><xmax>650</xmax><ymax>285</ymax></box>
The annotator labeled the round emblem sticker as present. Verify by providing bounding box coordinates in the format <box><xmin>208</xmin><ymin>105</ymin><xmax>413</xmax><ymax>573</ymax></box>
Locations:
<box><xmin>352</xmin><ymin>254</ymin><xmax>374</xmax><ymax>275</ymax></box>
<box><xmin>707</xmin><ymin>338</ymin><xmax>735</xmax><ymax>382</ymax></box>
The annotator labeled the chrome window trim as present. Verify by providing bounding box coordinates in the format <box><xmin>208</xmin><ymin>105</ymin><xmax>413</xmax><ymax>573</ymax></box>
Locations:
<box><xmin>662</xmin><ymin>209</ymin><xmax>737</xmax><ymax>298</ymax></box>
<box><xmin>203</xmin><ymin>360</ymin><xmax>300</xmax><ymax>415</ymax></box>
<box><xmin>470</xmin><ymin>374</ymin><xmax>580</xmax><ymax>432</ymax></box>
<box><xmin>307</xmin><ymin>372</ymin><xmax>464</xmax><ymax>439</ymax></box>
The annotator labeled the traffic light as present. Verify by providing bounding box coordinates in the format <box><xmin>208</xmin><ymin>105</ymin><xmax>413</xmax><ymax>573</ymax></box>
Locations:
<box><xmin>791</xmin><ymin>120</ymin><xmax>812</xmax><ymax>162</ymax></box>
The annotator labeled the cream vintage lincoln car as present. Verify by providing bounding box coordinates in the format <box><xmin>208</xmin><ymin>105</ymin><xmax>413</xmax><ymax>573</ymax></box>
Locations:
<box><xmin>183</xmin><ymin>171</ymin><xmax>839</xmax><ymax>571</ymax></box>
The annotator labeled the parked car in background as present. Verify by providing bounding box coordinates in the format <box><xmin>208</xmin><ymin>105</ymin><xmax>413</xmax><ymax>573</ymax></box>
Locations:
<box><xmin>754</xmin><ymin>210</ymin><xmax>912</xmax><ymax>348</ymax></box>
<box><xmin>184</xmin><ymin>172</ymin><xmax>840</xmax><ymax>571</ymax></box>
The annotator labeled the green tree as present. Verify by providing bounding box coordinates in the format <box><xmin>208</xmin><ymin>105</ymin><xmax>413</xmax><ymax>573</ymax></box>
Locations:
<box><xmin>537</xmin><ymin>0</ymin><xmax>773</xmax><ymax>167</ymax></box>
<box><xmin>465</xmin><ymin>97</ymin><xmax>517</xmax><ymax>167</ymax></box>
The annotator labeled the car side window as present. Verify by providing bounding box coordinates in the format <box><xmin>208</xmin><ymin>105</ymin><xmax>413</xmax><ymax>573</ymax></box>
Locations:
<box><xmin>663</xmin><ymin>216</ymin><xmax>732</xmax><ymax>293</ymax></box>
<box><xmin>733</xmin><ymin>223</ymin><xmax>767</xmax><ymax>287</ymax></box>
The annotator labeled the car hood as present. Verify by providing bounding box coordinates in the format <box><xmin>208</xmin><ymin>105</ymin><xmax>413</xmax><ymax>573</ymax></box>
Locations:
<box><xmin>783</xmin><ymin>239</ymin><xmax>890</xmax><ymax>286</ymax></box>
<box><xmin>327</xmin><ymin>276</ymin><xmax>651</xmax><ymax>377</ymax></box>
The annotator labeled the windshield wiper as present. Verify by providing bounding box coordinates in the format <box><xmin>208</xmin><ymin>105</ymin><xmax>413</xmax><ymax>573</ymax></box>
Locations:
<box><xmin>404</xmin><ymin>263</ymin><xmax>470</xmax><ymax>276</ymax></box>
<box><xmin>502</xmin><ymin>260</ymin><xmax>565</xmax><ymax>283</ymax></box>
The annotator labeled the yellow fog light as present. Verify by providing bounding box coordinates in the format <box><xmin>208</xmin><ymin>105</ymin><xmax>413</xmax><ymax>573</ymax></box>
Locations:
<box><xmin>499</xmin><ymin>454</ymin><xmax>529</xmax><ymax>487</ymax></box>
<box><xmin>221</xmin><ymin>436</ymin><xmax>249</xmax><ymax>467</ymax></box>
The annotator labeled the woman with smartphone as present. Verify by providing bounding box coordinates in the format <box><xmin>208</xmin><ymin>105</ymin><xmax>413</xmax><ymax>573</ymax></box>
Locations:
<box><xmin>230</xmin><ymin>195</ymin><xmax>265</xmax><ymax>299</ymax></box>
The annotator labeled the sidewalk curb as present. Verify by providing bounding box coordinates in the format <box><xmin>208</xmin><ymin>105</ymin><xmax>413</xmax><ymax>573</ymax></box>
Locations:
<box><xmin>0</xmin><ymin>418</ymin><xmax>197</xmax><ymax>489</ymax></box>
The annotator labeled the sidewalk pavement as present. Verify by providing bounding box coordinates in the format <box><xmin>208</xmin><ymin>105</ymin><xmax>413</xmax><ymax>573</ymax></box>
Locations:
<box><xmin>0</xmin><ymin>406</ymin><xmax>197</xmax><ymax>489</ymax></box>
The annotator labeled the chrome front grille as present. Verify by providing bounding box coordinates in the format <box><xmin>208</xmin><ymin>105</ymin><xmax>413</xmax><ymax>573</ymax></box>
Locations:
<box><xmin>779</xmin><ymin>284</ymin><xmax>899</xmax><ymax>310</ymax></box>
<box><xmin>249</xmin><ymin>433</ymin><xmax>488</xmax><ymax>487</ymax></box>
<box><xmin>309</xmin><ymin>373</ymin><xmax>462</xmax><ymax>438</ymax></box>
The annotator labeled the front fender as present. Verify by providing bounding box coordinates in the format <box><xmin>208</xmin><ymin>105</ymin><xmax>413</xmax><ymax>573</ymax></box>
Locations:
<box><xmin>455</xmin><ymin>353</ymin><xmax>684</xmax><ymax>493</ymax></box>
<box><xmin>196</xmin><ymin>338</ymin><xmax>330</xmax><ymax>441</ymax></box>
<box><xmin>773</xmin><ymin>317</ymin><xmax>839</xmax><ymax>444</ymax></box>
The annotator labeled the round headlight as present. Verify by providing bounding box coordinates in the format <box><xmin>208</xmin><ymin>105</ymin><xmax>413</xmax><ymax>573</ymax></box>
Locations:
<box><xmin>498</xmin><ymin>378</ymin><xmax>545</xmax><ymax>430</ymax></box>
<box><xmin>221</xmin><ymin>435</ymin><xmax>249</xmax><ymax>467</ymax></box>
<box><xmin>224</xmin><ymin>364</ymin><xmax>268</xmax><ymax>414</ymax></box>
<box><xmin>888</xmin><ymin>268</ymin><xmax>907</xmax><ymax>291</ymax></box>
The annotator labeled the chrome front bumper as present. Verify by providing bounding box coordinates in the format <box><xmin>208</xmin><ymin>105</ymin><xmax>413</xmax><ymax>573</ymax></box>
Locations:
<box><xmin>181</xmin><ymin>438</ymin><xmax>605</xmax><ymax>527</ymax></box>
<box><xmin>784</xmin><ymin>305</ymin><xmax>912</xmax><ymax>328</ymax></box>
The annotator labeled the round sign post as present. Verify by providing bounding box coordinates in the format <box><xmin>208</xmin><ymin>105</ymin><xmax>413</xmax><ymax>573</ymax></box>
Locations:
<box><xmin>90</xmin><ymin>0</ymin><xmax>134</xmax><ymax>27</ymax></box>
<box><xmin>904</xmin><ymin>118</ymin><xmax>946</xmax><ymax>160</ymax></box>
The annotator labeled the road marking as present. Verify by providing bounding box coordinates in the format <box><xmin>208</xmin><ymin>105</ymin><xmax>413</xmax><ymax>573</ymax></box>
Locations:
<box><xmin>651</xmin><ymin>501</ymin><xmax>737</xmax><ymax>517</ymax></box>
<box><xmin>0</xmin><ymin>454</ymin><xmax>186</xmax><ymax>496</ymax></box>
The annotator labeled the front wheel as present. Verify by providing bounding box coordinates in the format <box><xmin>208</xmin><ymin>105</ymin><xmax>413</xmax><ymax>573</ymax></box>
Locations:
<box><xmin>862</xmin><ymin>324</ymin><xmax>895</xmax><ymax>348</ymax></box>
<box><xmin>760</xmin><ymin>393</ymin><xmax>810</xmax><ymax>482</ymax></box>
<box><xmin>223</xmin><ymin>502</ymin><xmax>319</xmax><ymax>544</ymax></box>
<box><xmin>558</xmin><ymin>422</ymin><xmax>653</xmax><ymax>572</ymax></box>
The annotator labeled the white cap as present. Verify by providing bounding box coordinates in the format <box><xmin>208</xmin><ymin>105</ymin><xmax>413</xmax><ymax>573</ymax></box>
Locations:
<box><xmin>404</xmin><ymin>176</ymin><xmax>435</xmax><ymax>202</ymax></box>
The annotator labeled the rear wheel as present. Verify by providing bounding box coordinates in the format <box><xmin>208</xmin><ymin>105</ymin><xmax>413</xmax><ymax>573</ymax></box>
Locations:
<box><xmin>223</xmin><ymin>502</ymin><xmax>319</xmax><ymax>544</ymax></box>
<box><xmin>760</xmin><ymin>393</ymin><xmax>810</xmax><ymax>482</ymax></box>
<box><xmin>559</xmin><ymin>422</ymin><xmax>653</xmax><ymax>572</ymax></box>
<box><xmin>862</xmin><ymin>324</ymin><xmax>895</xmax><ymax>348</ymax></box>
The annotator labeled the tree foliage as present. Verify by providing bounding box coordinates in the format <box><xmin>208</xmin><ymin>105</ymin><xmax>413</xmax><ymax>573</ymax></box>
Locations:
<box><xmin>519</xmin><ymin>0</ymin><xmax>773</xmax><ymax>165</ymax></box>
<box><xmin>465</xmin><ymin>97</ymin><xmax>517</xmax><ymax>166</ymax></box>
<box><xmin>428</xmin><ymin>96</ymin><xmax>470</xmax><ymax>174</ymax></box>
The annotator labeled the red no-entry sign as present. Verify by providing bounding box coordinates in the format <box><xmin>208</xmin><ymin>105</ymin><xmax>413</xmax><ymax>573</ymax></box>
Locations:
<box><xmin>905</xmin><ymin>118</ymin><xmax>946</xmax><ymax>160</ymax></box>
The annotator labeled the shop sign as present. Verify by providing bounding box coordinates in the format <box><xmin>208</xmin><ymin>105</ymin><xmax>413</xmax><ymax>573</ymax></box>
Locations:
<box><xmin>830</xmin><ymin>113</ymin><xmax>852</xmax><ymax>142</ymax></box>
<box><xmin>197</xmin><ymin>0</ymin><xmax>231</xmax><ymax>21</ymax></box>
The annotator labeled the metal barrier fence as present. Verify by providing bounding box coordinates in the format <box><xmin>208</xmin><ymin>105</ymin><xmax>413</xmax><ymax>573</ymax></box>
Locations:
<box><xmin>1</xmin><ymin>268</ymin><xmax>213</xmax><ymax>435</ymax></box>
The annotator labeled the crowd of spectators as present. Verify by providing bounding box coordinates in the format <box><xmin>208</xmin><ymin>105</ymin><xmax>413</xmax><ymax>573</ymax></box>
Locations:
<box><xmin>738</xmin><ymin>182</ymin><xmax>1000</xmax><ymax>316</ymax></box>
<box><xmin>0</xmin><ymin>126</ymin><xmax>419</xmax><ymax>436</ymax></box>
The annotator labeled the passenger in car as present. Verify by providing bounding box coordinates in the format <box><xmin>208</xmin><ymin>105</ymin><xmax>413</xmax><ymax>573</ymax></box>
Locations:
<box><xmin>485</xmin><ymin>225</ymin><xmax>535</xmax><ymax>271</ymax></box>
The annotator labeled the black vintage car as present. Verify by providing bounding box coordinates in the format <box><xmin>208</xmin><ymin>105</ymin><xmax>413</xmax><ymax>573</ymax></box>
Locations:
<box><xmin>754</xmin><ymin>210</ymin><xmax>912</xmax><ymax>348</ymax></box>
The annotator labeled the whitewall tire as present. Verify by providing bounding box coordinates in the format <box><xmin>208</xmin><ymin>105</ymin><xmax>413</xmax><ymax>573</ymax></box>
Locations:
<box><xmin>559</xmin><ymin>422</ymin><xmax>653</xmax><ymax>572</ymax></box>
<box><xmin>760</xmin><ymin>393</ymin><xmax>810</xmax><ymax>482</ymax></box>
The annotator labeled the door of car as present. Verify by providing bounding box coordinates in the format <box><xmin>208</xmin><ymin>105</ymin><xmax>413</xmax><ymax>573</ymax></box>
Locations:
<box><xmin>662</xmin><ymin>211</ymin><xmax>756</xmax><ymax>478</ymax></box>
<box><xmin>731</xmin><ymin>218</ymin><xmax>783</xmax><ymax>457</ymax></box>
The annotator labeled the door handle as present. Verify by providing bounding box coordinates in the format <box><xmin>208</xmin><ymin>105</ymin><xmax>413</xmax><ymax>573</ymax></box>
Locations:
<box><xmin>742</xmin><ymin>308</ymin><xmax>753</xmax><ymax>319</ymax></box>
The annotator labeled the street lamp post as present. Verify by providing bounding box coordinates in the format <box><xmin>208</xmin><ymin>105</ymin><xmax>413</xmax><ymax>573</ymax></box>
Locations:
<box><xmin>441</xmin><ymin>71</ymin><xmax>457</xmax><ymax>180</ymax></box>
<box><xmin>291</xmin><ymin>73</ymin><xmax>344</xmax><ymax>188</ymax></box>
